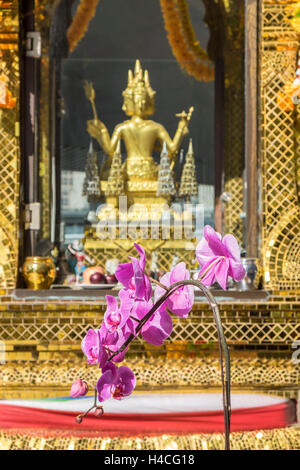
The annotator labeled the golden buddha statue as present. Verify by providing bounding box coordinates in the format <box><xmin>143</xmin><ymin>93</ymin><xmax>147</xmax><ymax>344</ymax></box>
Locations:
<box><xmin>86</xmin><ymin>60</ymin><xmax>193</xmax><ymax>183</ymax></box>
<box><xmin>83</xmin><ymin>61</ymin><xmax>196</xmax><ymax>269</ymax></box>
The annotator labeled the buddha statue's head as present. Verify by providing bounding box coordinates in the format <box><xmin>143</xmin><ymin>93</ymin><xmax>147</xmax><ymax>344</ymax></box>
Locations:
<box><xmin>122</xmin><ymin>60</ymin><xmax>156</xmax><ymax>117</ymax></box>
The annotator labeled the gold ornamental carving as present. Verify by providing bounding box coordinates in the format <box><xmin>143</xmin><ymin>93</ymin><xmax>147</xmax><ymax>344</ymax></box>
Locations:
<box><xmin>0</xmin><ymin>0</ymin><xmax>20</xmax><ymax>288</ymax></box>
<box><xmin>260</xmin><ymin>0</ymin><xmax>300</xmax><ymax>290</ymax></box>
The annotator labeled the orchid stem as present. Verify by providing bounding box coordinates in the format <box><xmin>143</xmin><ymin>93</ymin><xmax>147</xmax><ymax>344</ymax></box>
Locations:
<box><xmin>150</xmin><ymin>277</ymin><xmax>169</xmax><ymax>291</ymax></box>
<box><xmin>82</xmin><ymin>388</ymin><xmax>98</xmax><ymax>418</ymax></box>
<box><xmin>130</xmin><ymin>315</ymin><xmax>141</xmax><ymax>323</ymax></box>
<box><xmin>106</xmin><ymin>277</ymin><xmax>231</xmax><ymax>450</ymax></box>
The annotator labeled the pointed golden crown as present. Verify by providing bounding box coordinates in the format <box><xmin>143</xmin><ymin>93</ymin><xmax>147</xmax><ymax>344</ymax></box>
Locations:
<box><xmin>123</xmin><ymin>59</ymin><xmax>156</xmax><ymax>100</ymax></box>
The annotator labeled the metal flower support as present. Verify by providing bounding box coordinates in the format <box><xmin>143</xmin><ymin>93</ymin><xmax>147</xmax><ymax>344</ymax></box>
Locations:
<box><xmin>75</xmin><ymin>228</ymin><xmax>243</xmax><ymax>451</ymax></box>
<box><xmin>80</xmin><ymin>280</ymin><xmax>231</xmax><ymax>450</ymax></box>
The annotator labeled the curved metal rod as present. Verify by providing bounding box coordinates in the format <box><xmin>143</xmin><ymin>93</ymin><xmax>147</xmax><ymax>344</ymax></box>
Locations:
<box><xmin>107</xmin><ymin>279</ymin><xmax>231</xmax><ymax>450</ymax></box>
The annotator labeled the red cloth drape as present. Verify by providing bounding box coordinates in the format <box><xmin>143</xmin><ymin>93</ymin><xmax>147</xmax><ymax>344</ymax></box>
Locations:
<box><xmin>0</xmin><ymin>401</ymin><xmax>295</xmax><ymax>437</ymax></box>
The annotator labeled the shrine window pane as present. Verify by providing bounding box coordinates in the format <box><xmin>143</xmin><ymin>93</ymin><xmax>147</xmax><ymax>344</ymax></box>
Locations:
<box><xmin>59</xmin><ymin>0</ymin><xmax>215</xmax><ymax>248</ymax></box>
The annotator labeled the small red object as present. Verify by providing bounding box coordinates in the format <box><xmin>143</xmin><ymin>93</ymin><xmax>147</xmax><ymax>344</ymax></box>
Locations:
<box><xmin>94</xmin><ymin>407</ymin><xmax>104</xmax><ymax>417</ymax></box>
<box><xmin>75</xmin><ymin>414</ymin><xmax>83</xmax><ymax>424</ymax></box>
<box><xmin>90</xmin><ymin>272</ymin><xmax>105</xmax><ymax>284</ymax></box>
<box><xmin>105</xmin><ymin>274</ymin><xmax>117</xmax><ymax>284</ymax></box>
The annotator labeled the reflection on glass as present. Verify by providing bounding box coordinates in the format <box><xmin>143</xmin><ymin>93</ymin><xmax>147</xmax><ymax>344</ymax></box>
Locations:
<box><xmin>61</xmin><ymin>169</ymin><xmax>89</xmax><ymax>245</ymax></box>
<box><xmin>55</xmin><ymin>0</ymin><xmax>215</xmax><ymax>287</ymax></box>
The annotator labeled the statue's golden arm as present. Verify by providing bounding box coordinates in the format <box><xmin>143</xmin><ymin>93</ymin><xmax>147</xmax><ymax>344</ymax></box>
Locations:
<box><xmin>87</xmin><ymin>120</ymin><xmax>122</xmax><ymax>155</ymax></box>
<box><xmin>87</xmin><ymin>121</ymin><xmax>123</xmax><ymax>178</ymax></box>
<box><xmin>157</xmin><ymin>107</ymin><xmax>193</xmax><ymax>166</ymax></box>
<box><xmin>157</xmin><ymin>121</ymin><xmax>189</xmax><ymax>161</ymax></box>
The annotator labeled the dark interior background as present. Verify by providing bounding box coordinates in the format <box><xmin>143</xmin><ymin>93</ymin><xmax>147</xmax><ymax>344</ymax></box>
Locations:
<box><xmin>61</xmin><ymin>0</ymin><xmax>214</xmax><ymax>185</ymax></box>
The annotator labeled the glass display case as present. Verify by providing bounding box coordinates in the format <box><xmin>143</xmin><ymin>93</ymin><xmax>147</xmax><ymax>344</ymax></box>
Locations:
<box><xmin>26</xmin><ymin>0</ymin><xmax>215</xmax><ymax>286</ymax></box>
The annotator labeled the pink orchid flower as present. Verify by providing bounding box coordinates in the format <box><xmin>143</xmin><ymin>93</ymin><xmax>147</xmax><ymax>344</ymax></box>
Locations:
<box><xmin>70</xmin><ymin>379</ymin><xmax>89</xmax><ymax>398</ymax></box>
<box><xmin>105</xmin><ymin>320</ymin><xmax>134</xmax><ymax>363</ymax></box>
<box><xmin>154</xmin><ymin>262</ymin><xmax>194</xmax><ymax>318</ymax></box>
<box><xmin>115</xmin><ymin>243</ymin><xmax>152</xmax><ymax>301</ymax></box>
<box><xmin>81</xmin><ymin>326</ymin><xmax>117</xmax><ymax>368</ymax></box>
<box><xmin>101</xmin><ymin>291</ymin><xmax>137</xmax><ymax>362</ymax></box>
<box><xmin>129</xmin><ymin>297</ymin><xmax>173</xmax><ymax>346</ymax></box>
<box><xmin>104</xmin><ymin>293</ymin><xmax>131</xmax><ymax>333</ymax></box>
<box><xmin>81</xmin><ymin>329</ymin><xmax>103</xmax><ymax>365</ymax></box>
<box><xmin>97</xmin><ymin>362</ymin><xmax>136</xmax><ymax>402</ymax></box>
<box><xmin>196</xmin><ymin>225</ymin><xmax>246</xmax><ymax>290</ymax></box>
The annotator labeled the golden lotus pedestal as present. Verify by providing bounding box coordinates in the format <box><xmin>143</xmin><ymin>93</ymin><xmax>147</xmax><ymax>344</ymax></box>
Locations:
<box><xmin>101</xmin><ymin>180</ymin><xmax>168</xmax><ymax>208</ymax></box>
<box><xmin>84</xmin><ymin>234</ymin><xmax>196</xmax><ymax>273</ymax></box>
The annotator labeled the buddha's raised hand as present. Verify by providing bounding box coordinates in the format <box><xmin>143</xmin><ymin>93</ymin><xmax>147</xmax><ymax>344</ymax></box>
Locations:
<box><xmin>87</xmin><ymin>119</ymin><xmax>107</xmax><ymax>139</ymax></box>
<box><xmin>87</xmin><ymin>119</ymin><xmax>113</xmax><ymax>158</ymax></box>
<box><xmin>177</xmin><ymin>119</ymin><xmax>189</xmax><ymax>137</ymax></box>
<box><xmin>176</xmin><ymin>106</ymin><xmax>194</xmax><ymax>136</ymax></box>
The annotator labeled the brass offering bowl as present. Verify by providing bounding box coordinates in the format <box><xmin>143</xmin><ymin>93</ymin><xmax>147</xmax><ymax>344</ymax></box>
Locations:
<box><xmin>23</xmin><ymin>257</ymin><xmax>56</xmax><ymax>290</ymax></box>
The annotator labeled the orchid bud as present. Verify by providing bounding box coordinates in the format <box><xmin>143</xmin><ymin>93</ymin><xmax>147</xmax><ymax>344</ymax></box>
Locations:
<box><xmin>75</xmin><ymin>414</ymin><xmax>83</xmax><ymax>424</ymax></box>
<box><xmin>94</xmin><ymin>406</ymin><xmax>104</xmax><ymax>417</ymax></box>
<box><xmin>70</xmin><ymin>379</ymin><xmax>89</xmax><ymax>398</ymax></box>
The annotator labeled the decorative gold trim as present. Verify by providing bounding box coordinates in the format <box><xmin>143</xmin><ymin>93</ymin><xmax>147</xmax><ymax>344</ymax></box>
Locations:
<box><xmin>0</xmin><ymin>427</ymin><xmax>299</xmax><ymax>450</ymax></box>
<box><xmin>1</xmin><ymin>356</ymin><xmax>299</xmax><ymax>400</ymax></box>
<box><xmin>0</xmin><ymin>0</ymin><xmax>20</xmax><ymax>288</ymax></box>
<box><xmin>260</xmin><ymin>1</ymin><xmax>300</xmax><ymax>289</ymax></box>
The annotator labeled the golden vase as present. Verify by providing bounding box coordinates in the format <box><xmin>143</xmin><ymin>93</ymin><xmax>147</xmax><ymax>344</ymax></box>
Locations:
<box><xmin>23</xmin><ymin>257</ymin><xmax>56</xmax><ymax>290</ymax></box>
